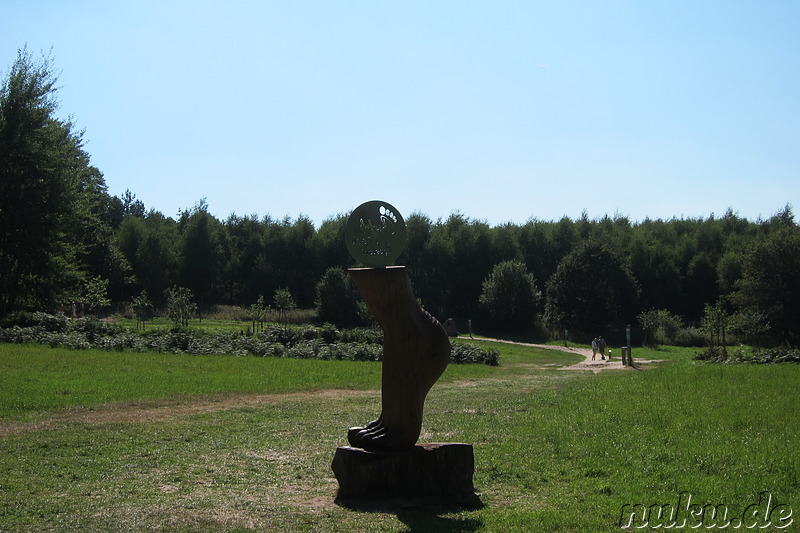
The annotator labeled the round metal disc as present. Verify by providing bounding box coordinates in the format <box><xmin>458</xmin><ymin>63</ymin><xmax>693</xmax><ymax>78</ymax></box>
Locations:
<box><xmin>345</xmin><ymin>200</ymin><xmax>407</xmax><ymax>267</ymax></box>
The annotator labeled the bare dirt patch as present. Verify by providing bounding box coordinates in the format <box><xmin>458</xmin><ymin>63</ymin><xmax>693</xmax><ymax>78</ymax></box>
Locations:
<box><xmin>0</xmin><ymin>388</ymin><xmax>374</xmax><ymax>437</ymax></box>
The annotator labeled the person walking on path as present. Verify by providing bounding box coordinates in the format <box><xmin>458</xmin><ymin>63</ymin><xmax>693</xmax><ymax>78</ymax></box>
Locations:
<box><xmin>598</xmin><ymin>337</ymin><xmax>607</xmax><ymax>360</ymax></box>
<box><xmin>591</xmin><ymin>337</ymin><xmax>599</xmax><ymax>360</ymax></box>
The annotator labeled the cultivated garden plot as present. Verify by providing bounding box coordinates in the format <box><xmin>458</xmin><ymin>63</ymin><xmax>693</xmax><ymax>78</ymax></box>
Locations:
<box><xmin>0</xmin><ymin>339</ymin><xmax>797</xmax><ymax>532</ymax></box>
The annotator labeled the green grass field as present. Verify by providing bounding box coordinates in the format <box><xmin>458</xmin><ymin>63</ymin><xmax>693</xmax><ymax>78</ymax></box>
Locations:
<box><xmin>0</xmin><ymin>342</ymin><xmax>501</xmax><ymax>420</ymax></box>
<box><xmin>117</xmin><ymin>316</ymin><xmax>259</xmax><ymax>334</ymax></box>
<box><xmin>0</xmin><ymin>341</ymin><xmax>797</xmax><ymax>532</ymax></box>
<box><xmin>114</xmin><ymin>310</ymin><xmax>318</xmax><ymax>334</ymax></box>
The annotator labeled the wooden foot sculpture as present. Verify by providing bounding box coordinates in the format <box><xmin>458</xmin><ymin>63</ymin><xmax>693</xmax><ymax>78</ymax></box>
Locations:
<box><xmin>347</xmin><ymin>266</ymin><xmax>451</xmax><ymax>449</ymax></box>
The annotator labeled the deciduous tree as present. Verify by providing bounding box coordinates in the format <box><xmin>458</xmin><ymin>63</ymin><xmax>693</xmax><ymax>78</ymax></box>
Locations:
<box><xmin>544</xmin><ymin>240</ymin><xmax>640</xmax><ymax>340</ymax></box>
<box><xmin>315</xmin><ymin>267</ymin><xmax>362</xmax><ymax>327</ymax></box>
<box><xmin>165</xmin><ymin>285</ymin><xmax>196</xmax><ymax>328</ymax></box>
<box><xmin>273</xmin><ymin>287</ymin><xmax>296</xmax><ymax>328</ymax></box>
<box><xmin>131</xmin><ymin>290</ymin><xmax>154</xmax><ymax>330</ymax></box>
<box><xmin>478</xmin><ymin>260</ymin><xmax>541</xmax><ymax>331</ymax></box>
<box><xmin>731</xmin><ymin>221</ymin><xmax>800</xmax><ymax>345</ymax></box>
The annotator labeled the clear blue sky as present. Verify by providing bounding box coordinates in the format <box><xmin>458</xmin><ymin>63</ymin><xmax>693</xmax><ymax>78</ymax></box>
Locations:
<box><xmin>3</xmin><ymin>1</ymin><xmax>799</xmax><ymax>226</ymax></box>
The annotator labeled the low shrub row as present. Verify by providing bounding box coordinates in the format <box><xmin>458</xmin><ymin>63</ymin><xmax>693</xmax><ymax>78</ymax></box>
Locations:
<box><xmin>694</xmin><ymin>346</ymin><xmax>800</xmax><ymax>364</ymax></box>
<box><xmin>0</xmin><ymin>313</ymin><xmax>499</xmax><ymax>365</ymax></box>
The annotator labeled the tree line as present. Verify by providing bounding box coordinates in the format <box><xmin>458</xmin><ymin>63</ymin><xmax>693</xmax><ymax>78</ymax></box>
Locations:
<box><xmin>3</xmin><ymin>48</ymin><xmax>799</xmax><ymax>346</ymax></box>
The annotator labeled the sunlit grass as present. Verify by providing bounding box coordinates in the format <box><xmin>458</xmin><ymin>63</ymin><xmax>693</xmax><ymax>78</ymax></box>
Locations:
<box><xmin>0</xmin><ymin>343</ymin><xmax>496</xmax><ymax>419</ymax></box>
<box><xmin>0</xmin><ymin>341</ymin><xmax>797</xmax><ymax>531</ymax></box>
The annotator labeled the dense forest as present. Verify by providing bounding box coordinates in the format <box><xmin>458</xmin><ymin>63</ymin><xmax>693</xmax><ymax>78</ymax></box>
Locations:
<box><xmin>3</xmin><ymin>49</ymin><xmax>799</xmax><ymax>347</ymax></box>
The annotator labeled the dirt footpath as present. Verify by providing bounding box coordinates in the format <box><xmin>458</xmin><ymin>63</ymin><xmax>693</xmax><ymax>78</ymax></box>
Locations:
<box><xmin>462</xmin><ymin>337</ymin><xmax>661</xmax><ymax>373</ymax></box>
<box><xmin>1</xmin><ymin>339</ymin><xmax>660</xmax><ymax>437</ymax></box>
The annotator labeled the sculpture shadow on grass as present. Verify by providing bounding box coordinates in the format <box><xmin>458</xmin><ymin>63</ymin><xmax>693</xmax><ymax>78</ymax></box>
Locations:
<box><xmin>333</xmin><ymin>498</ymin><xmax>484</xmax><ymax>533</ymax></box>
<box><xmin>396</xmin><ymin>511</ymin><xmax>483</xmax><ymax>533</ymax></box>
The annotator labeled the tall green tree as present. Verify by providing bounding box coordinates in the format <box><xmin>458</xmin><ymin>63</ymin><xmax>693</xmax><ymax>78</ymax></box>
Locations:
<box><xmin>425</xmin><ymin>213</ymin><xmax>494</xmax><ymax>320</ymax></box>
<box><xmin>312</xmin><ymin>214</ymin><xmax>351</xmax><ymax>273</ymax></box>
<box><xmin>282</xmin><ymin>216</ymin><xmax>316</xmax><ymax>308</ymax></box>
<box><xmin>0</xmin><ymin>47</ymin><xmax>105</xmax><ymax>313</ymax></box>
<box><xmin>401</xmin><ymin>212</ymin><xmax>435</xmax><ymax>311</ymax></box>
<box><xmin>628</xmin><ymin>222</ymin><xmax>684</xmax><ymax>314</ymax></box>
<box><xmin>314</xmin><ymin>266</ymin><xmax>362</xmax><ymax>327</ymax></box>
<box><xmin>731</xmin><ymin>222</ymin><xmax>800</xmax><ymax>345</ymax></box>
<box><xmin>220</xmin><ymin>213</ymin><xmax>266</xmax><ymax>305</ymax></box>
<box><xmin>544</xmin><ymin>240</ymin><xmax>640</xmax><ymax>340</ymax></box>
<box><xmin>178</xmin><ymin>200</ymin><xmax>222</xmax><ymax>311</ymax></box>
<box><xmin>115</xmin><ymin>211</ymin><xmax>179</xmax><ymax>304</ymax></box>
<box><xmin>478</xmin><ymin>260</ymin><xmax>541</xmax><ymax>331</ymax></box>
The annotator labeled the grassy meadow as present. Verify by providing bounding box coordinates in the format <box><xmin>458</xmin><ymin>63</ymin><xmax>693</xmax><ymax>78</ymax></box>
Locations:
<box><xmin>0</xmin><ymin>340</ymin><xmax>797</xmax><ymax>532</ymax></box>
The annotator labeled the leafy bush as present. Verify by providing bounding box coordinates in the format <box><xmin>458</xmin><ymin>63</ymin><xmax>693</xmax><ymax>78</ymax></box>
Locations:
<box><xmin>0</xmin><ymin>313</ymin><xmax>496</xmax><ymax>365</ymax></box>
<box><xmin>39</xmin><ymin>331</ymin><xmax>92</xmax><ymax>350</ymax></box>
<box><xmin>669</xmin><ymin>326</ymin><xmax>705</xmax><ymax>347</ymax></box>
<box><xmin>339</xmin><ymin>327</ymin><xmax>383</xmax><ymax>345</ymax></box>
<box><xmin>71</xmin><ymin>317</ymin><xmax>124</xmax><ymax>341</ymax></box>
<box><xmin>284</xmin><ymin>340</ymin><xmax>320</xmax><ymax>359</ymax></box>
<box><xmin>33</xmin><ymin>312</ymin><xmax>70</xmax><ymax>332</ymax></box>
<box><xmin>346</xmin><ymin>343</ymin><xmax>383</xmax><ymax>362</ymax></box>
<box><xmin>319</xmin><ymin>323</ymin><xmax>339</xmax><ymax>344</ymax></box>
<box><xmin>261</xmin><ymin>324</ymin><xmax>295</xmax><ymax>345</ymax></box>
<box><xmin>750</xmin><ymin>348</ymin><xmax>798</xmax><ymax>363</ymax></box>
<box><xmin>694</xmin><ymin>346</ymin><xmax>800</xmax><ymax>364</ymax></box>
<box><xmin>0</xmin><ymin>311</ymin><xmax>38</xmax><ymax>329</ymax></box>
<box><xmin>0</xmin><ymin>326</ymin><xmax>41</xmax><ymax>344</ymax></box>
<box><xmin>638</xmin><ymin>309</ymin><xmax>704</xmax><ymax>347</ymax></box>
<box><xmin>0</xmin><ymin>311</ymin><xmax>116</xmax><ymax>335</ymax></box>
<box><xmin>451</xmin><ymin>342</ymin><xmax>500</xmax><ymax>366</ymax></box>
<box><xmin>94</xmin><ymin>333</ymin><xmax>142</xmax><ymax>352</ymax></box>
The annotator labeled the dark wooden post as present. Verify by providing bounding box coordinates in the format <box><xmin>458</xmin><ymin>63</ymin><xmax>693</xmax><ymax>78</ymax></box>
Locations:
<box><xmin>626</xmin><ymin>324</ymin><xmax>632</xmax><ymax>366</ymax></box>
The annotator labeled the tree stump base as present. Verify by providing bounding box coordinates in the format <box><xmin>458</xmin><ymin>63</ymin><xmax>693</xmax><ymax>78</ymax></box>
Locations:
<box><xmin>331</xmin><ymin>443</ymin><xmax>481</xmax><ymax>508</ymax></box>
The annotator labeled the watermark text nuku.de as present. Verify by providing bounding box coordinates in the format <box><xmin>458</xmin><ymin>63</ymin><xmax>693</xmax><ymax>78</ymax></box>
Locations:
<box><xmin>618</xmin><ymin>491</ymin><xmax>793</xmax><ymax>529</ymax></box>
